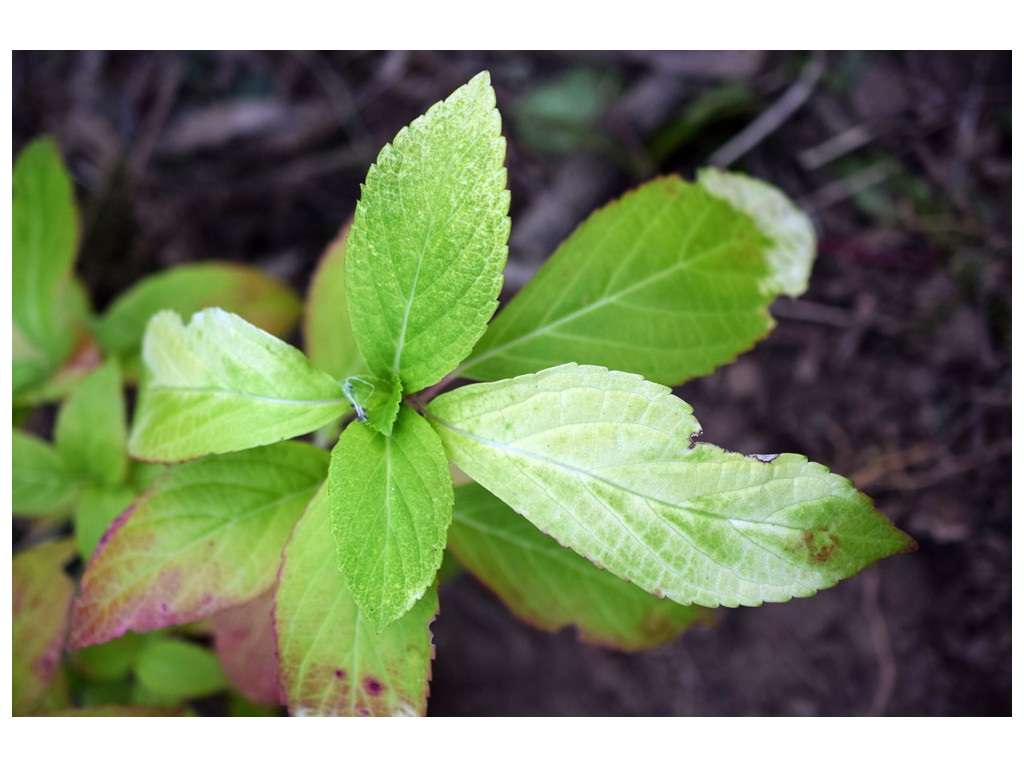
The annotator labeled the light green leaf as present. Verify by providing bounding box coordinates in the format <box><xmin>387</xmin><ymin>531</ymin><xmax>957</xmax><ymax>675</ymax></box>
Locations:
<box><xmin>346</xmin><ymin>71</ymin><xmax>510</xmax><ymax>393</ymax></box>
<box><xmin>93</xmin><ymin>262</ymin><xmax>302</xmax><ymax>362</ymax></box>
<box><xmin>68</xmin><ymin>442</ymin><xmax>329</xmax><ymax>649</ymax></box>
<box><xmin>342</xmin><ymin>374</ymin><xmax>403</xmax><ymax>437</ymax></box>
<box><xmin>428</xmin><ymin>364</ymin><xmax>914</xmax><ymax>609</ymax></box>
<box><xmin>459</xmin><ymin>173</ymin><xmax>815</xmax><ymax>385</ymax></box>
<box><xmin>55</xmin><ymin>357</ymin><xmax>127</xmax><ymax>487</ymax></box>
<box><xmin>697</xmin><ymin>168</ymin><xmax>814</xmax><ymax>296</ymax></box>
<box><xmin>12</xmin><ymin>137</ymin><xmax>79</xmax><ymax>378</ymax></box>
<box><xmin>450</xmin><ymin>483</ymin><xmax>707</xmax><ymax>651</ymax></box>
<box><xmin>276</xmin><ymin>485</ymin><xmax>438</xmax><ymax>716</ymax></box>
<box><xmin>329</xmin><ymin>405</ymin><xmax>452</xmax><ymax>632</ymax></box>
<box><xmin>74</xmin><ymin>484</ymin><xmax>137</xmax><ymax>560</ymax></box>
<box><xmin>129</xmin><ymin>308</ymin><xmax>349</xmax><ymax>461</ymax></box>
<box><xmin>12</xmin><ymin>430</ymin><xmax>83</xmax><ymax>515</ymax></box>
<box><xmin>13</xmin><ymin>539</ymin><xmax>76</xmax><ymax>715</ymax></box>
<box><xmin>74</xmin><ymin>632</ymin><xmax>150</xmax><ymax>681</ymax></box>
<box><xmin>305</xmin><ymin>223</ymin><xmax>364</xmax><ymax>381</ymax></box>
<box><xmin>133</xmin><ymin>638</ymin><xmax>228</xmax><ymax>700</ymax></box>
<box><xmin>127</xmin><ymin>459</ymin><xmax>168</xmax><ymax>494</ymax></box>
<box><xmin>13</xmin><ymin>279</ymin><xmax>96</xmax><ymax>404</ymax></box>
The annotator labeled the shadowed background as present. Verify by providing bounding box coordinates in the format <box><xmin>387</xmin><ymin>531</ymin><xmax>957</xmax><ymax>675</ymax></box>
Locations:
<box><xmin>13</xmin><ymin>50</ymin><xmax>1011</xmax><ymax>715</ymax></box>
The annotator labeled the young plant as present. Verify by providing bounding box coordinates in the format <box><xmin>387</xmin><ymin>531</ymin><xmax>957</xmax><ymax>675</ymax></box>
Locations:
<box><xmin>65</xmin><ymin>72</ymin><xmax>913</xmax><ymax>716</ymax></box>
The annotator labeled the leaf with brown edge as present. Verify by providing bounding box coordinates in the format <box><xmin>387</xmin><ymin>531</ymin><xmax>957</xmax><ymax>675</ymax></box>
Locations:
<box><xmin>68</xmin><ymin>442</ymin><xmax>328</xmax><ymax>650</ymax></box>
<box><xmin>275</xmin><ymin>484</ymin><xmax>438</xmax><ymax>717</ymax></box>
<box><xmin>212</xmin><ymin>591</ymin><xmax>282</xmax><ymax>706</ymax></box>
<box><xmin>450</xmin><ymin>483</ymin><xmax>709</xmax><ymax>651</ymax></box>
<box><xmin>13</xmin><ymin>539</ymin><xmax>76</xmax><ymax>715</ymax></box>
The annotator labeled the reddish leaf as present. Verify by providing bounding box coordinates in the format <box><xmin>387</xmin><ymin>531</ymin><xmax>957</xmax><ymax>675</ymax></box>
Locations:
<box><xmin>13</xmin><ymin>539</ymin><xmax>76</xmax><ymax>715</ymax></box>
<box><xmin>212</xmin><ymin>591</ymin><xmax>282</xmax><ymax>706</ymax></box>
<box><xmin>68</xmin><ymin>443</ymin><xmax>328</xmax><ymax>649</ymax></box>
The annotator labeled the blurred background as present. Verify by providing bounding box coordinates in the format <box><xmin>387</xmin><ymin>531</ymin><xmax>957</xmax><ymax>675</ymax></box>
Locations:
<box><xmin>13</xmin><ymin>50</ymin><xmax>1011</xmax><ymax>715</ymax></box>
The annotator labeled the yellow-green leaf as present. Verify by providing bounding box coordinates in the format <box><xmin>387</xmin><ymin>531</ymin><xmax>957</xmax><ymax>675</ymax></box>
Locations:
<box><xmin>275</xmin><ymin>485</ymin><xmax>438</xmax><ymax>716</ymax></box>
<box><xmin>346</xmin><ymin>71</ymin><xmax>510</xmax><ymax>393</ymax></box>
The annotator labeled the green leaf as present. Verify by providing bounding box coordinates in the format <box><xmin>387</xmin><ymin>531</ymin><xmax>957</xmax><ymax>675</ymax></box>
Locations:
<box><xmin>450</xmin><ymin>483</ymin><xmax>707</xmax><ymax>651</ymax></box>
<box><xmin>74</xmin><ymin>484</ymin><xmax>137</xmax><ymax>560</ymax></box>
<box><xmin>275</xmin><ymin>485</ymin><xmax>438</xmax><ymax>716</ymax></box>
<box><xmin>55</xmin><ymin>358</ymin><xmax>128</xmax><ymax>487</ymax></box>
<box><xmin>68</xmin><ymin>442</ymin><xmax>329</xmax><ymax>649</ymax></box>
<box><xmin>346</xmin><ymin>71</ymin><xmax>510</xmax><ymax>393</ymax></box>
<box><xmin>133</xmin><ymin>638</ymin><xmax>228</xmax><ymax>700</ymax></box>
<box><xmin>304</xmin><ymin>223</ymin><xmax>364</xmax><ymax>381</ymax></box>
<box><xmin>342</xmin><ymin>374</ymin><xmax>403</xmax><ymax>437</ymax></box>
<box><xmin>211</xmin><ymin>591</ymin><xmax>281</xmax><ymax>706</ymax></box>
<box><xmin>12</xmin><ymin>429</ymin><xmax>83</xmax><ymax>515</ymax></box>
<box><xmin>459</xmin><ymin>173</ymin><xmax>815</xmax><ymax>385</ymax></box>
<box><xmin>429</xmin><ymin>364</ymin><xmax>914</xmax><ymax>609</ymax></box>
<box><xmin>697</xmin><ymin>168</ymin><xmax>814</xmax><ymax>296</ymax></box>
<box><xmin>74</xmin><ymin>632</ymin><xmax>150</xmax><ymax>681</ymax></box>
<box><xmin>329</xmin><ymin>405</ymin><xmax>452</xmax><ymax>632</ymax></box>
<box><xmin>127</xmin><ymin>459</ymin><xmax>168</xmax><ymax>494</ymax></box>
<box><xmin>93</xmin><ymin>262</ymin><xmax>302</xmax><ymax>361</ymax></box>
<box><xmin>12</xmin><ymin>137</ymin><xmax>79</xmax><ymax>381</ymax></box>
<box><xmin>13</xmin><ymin>279</ymin><xmax>96</xmax><ymax>404</ymax></box>
<box><xmin>129</xmin><ymin>308</ymin><xmax>349</xmax><ymax>461</ymax></box>
<box><xmin>41</xmin><ymin>704</ymin><xmax>188</xmax><ymax>717</ymax></box>
<box><xmin>13</xmin><ymin>539</ymin><xmax>76</xmax><ymax>715</ymax></box>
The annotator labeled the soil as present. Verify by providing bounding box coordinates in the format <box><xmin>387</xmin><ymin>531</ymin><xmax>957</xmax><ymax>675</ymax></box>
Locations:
<box><xmin>13</xmin><ymin>51</ymin><xmax>1011</xmax><ymax>716</ymax></box>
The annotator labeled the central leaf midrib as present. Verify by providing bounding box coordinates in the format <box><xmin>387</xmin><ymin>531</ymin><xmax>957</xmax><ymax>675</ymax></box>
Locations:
<box><xmin>149</xmin><ymin>384</ymin><xmax>347</xmax><ymax>408</ymax></box>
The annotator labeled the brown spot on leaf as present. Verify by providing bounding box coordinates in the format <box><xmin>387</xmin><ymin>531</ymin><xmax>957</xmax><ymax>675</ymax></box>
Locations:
<box><xmin>363</xmin><ymin>676</ymin><xmax>384</xmax><ymax>696</ymax></box>
<box><xmin>801</xmin><ymin>530</ymin><xmax>840</xmax><ymax>564</ymax></box>
<box><xmin>334</xmin><ymin>668</ymin><xmax>346</xmax><ymax>679</ymax></box>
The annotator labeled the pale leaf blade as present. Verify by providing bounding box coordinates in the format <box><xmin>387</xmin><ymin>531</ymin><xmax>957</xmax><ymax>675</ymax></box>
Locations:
<box><xmin>346</xmin><ymin>71</ymin><xmax>510</xmax><ymax>392</ymax></box>
<box><xmin>55</xmin><ymin>357</ymin><xmax>128</xmax><ymax>487</ymax></box>
<box><xmin>13</xmin><ymin>539</ymin><xmax>76</xmax><ymax>715</ymax></box>
<box><xmin>429</xmin><ymin>364</ymin><xmax>914</xmax><ymax>609</ymax></box>
<box><xmin>697</xmin><ymin>167</ymin><xmax>814</xmax><ymax>295</ymax></box>
<box><xmin>275</xmin><ymin>484</ymin><xmax>438</xmax><ymax>716</ymax></box>
<box><xmin>68</xmin><ymin>442</ymin><xmax>329</xmax><ymax>649</ymax></box>
<box><xmin>328</xmin><ymin>405</ymin><xmax>452</xmax><ymax>631</ymax></box>
<box><xmin>129</xmin><ymin>308</ymin><xmax>349</xmax><ymax>461</ymax></box>
<box><xmin>460</xmin><ymin>173</ymin><xmax>815</xmax><ymax>385</ymax></box>
<box><xmin>450</xmin><ymin>483</ymin><xmax>707</xmax><ymax>651</ymax></box>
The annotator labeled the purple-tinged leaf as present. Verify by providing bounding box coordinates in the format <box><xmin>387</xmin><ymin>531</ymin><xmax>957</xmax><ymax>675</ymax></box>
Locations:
<box><xmin>275</xmin><ymin>485</ymin><xmax>438</xmax><ymax>716</ymax></box>
<box><xmin>212</xmin><ymin>591</ymin><xmax>282</xmax><ymax>705</ymax></box>
<box><xmin>68</xmin><ymin>442</ymin><xmax>328</xmax><ymax>649</ymax></box>
<box><xmin>13</xmin><ymin>539</ymin><xmax>76</xmax><ymax>715</ymax></box>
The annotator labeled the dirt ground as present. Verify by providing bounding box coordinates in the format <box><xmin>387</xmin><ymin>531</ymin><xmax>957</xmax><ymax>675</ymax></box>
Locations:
<box><xmin>13</xmin><ymin>51</ymin><xmax>1011</xmax><ymax>716</ymax></box>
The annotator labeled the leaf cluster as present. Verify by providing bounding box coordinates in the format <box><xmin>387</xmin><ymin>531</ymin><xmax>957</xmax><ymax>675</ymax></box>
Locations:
<box><xmin>12</xmin><ymin>72</ymin><xmax>913</xmax><ymax>717</ymax></box>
